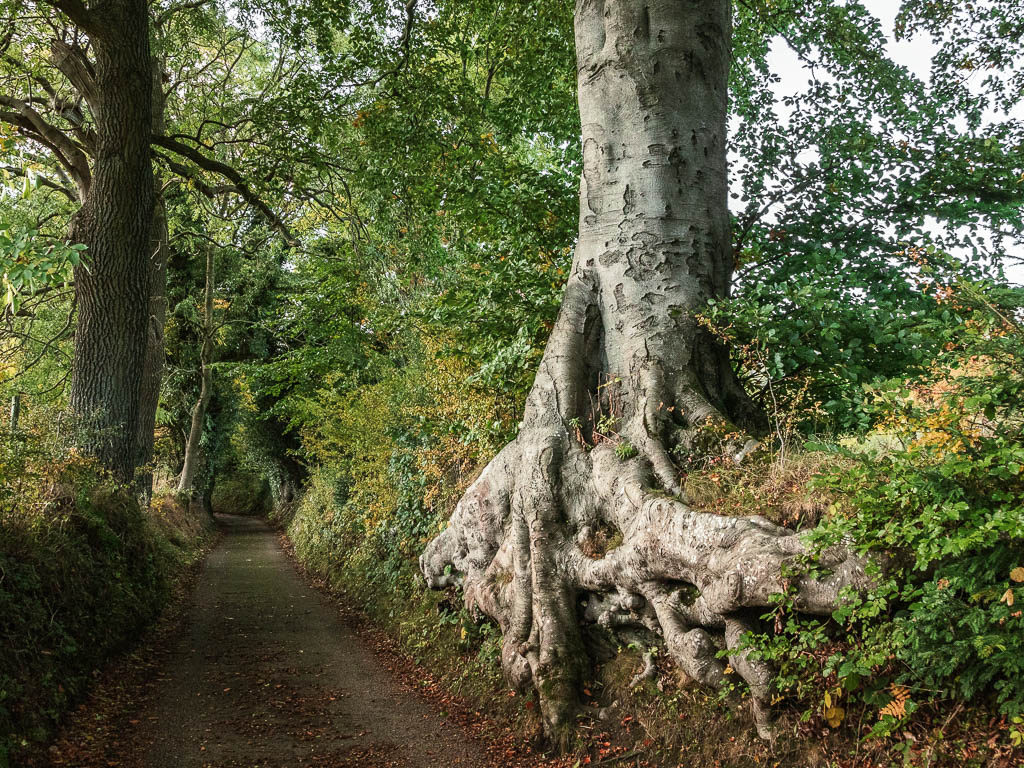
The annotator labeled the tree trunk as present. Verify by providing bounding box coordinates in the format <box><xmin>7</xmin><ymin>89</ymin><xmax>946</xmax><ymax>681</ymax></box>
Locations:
<box><xmin>136</xmin><ymin>59</ymin><xmax>171</xmax><ymax>499</ymax></box>
<box><xmin>201</xmin><ymin>476</ymin><xmax>215</xmax><ymax>518</ymax></box>
<box><xmin>68</xmin><ymin>0</ymin><xmax>154</xmax><ymax>483</ymax></box>
<box><xmin>420</xmin><ymin>0</ymin><xmax>868</xmax><ymax>742</ymax></box>
<box><xmin>178</xmin><ymin>247</ymin><xmax>214</xmax><ymax>494</ymax></box>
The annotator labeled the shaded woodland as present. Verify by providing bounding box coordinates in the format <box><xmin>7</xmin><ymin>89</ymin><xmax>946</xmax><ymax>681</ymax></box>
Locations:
<box><xmin>1</xmin><ymin>0</ymin><xmax>1022</xmax><ymax>765</ymax></box>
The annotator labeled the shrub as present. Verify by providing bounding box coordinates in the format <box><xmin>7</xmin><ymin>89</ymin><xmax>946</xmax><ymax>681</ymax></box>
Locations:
<box><xmin>210</xmin><ymin>472</ymin><xmax>271</xmax><ymax>516</ymax></box>
<box><xmin>0</xmin><ymin>420</ymin><xmax>209</xmax><ymax>765</ymax></box>
<box><xmin>745</xmin><ymin>282</ymin><xmax>1024</xmax><ymax>754</ymax></box>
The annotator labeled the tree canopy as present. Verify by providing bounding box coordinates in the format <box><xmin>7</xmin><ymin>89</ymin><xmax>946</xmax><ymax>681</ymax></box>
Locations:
<box><xmin>1</xmin><ymin>0</ymin><xmax>1023</xmax><ymax>763</ymax></box>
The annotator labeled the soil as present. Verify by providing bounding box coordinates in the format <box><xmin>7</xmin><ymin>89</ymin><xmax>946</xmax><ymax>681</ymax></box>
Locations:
<box><xmin>39</xmin><ymin>515</ymin><xmax>582</xmax><ymax>768</ymax></box>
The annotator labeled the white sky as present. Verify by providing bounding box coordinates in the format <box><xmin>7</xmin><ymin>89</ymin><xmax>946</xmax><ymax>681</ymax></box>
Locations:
<box><xmin>760</xmin><ymin>0</ymin><xmax>1024</xmax><ymax>285</ymax></box>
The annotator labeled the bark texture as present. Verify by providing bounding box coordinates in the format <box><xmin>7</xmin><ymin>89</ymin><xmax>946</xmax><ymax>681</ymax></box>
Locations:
<box><xmin>67</xmin><ymin>0</ymin><xmax>155</xmax><ymax>482</ymax></box>
<box><xmin>421</xmin><ymin>0</ymin><xmax>868</xmax><ymax>741</ymax></box>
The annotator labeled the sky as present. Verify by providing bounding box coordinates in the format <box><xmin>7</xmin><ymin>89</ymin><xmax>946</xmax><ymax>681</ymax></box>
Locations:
<box><xmin>761</xmin><ymin>0</ymin><xmax>1024</xmax><ymax>285</ymax></box>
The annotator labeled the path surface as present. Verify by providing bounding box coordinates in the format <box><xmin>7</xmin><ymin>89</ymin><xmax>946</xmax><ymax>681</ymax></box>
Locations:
<box><xmin>63</xmin><ymin>515</ymin><xmax>496</xmax><ymax>768</ymax></box>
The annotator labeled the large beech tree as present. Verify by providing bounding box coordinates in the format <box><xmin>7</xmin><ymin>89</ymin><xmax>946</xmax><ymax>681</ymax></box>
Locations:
<box><xmin>420</xmin><ymin>0</ymin><xmax>869</xmax><ymax>740</ymax></box>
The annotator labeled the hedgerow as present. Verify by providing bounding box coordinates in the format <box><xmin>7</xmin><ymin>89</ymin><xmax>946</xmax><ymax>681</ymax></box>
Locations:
<box><xmin>0</xmin><ymin>410</ymin><xmax>210</xmax><ymax>766</ymax></box>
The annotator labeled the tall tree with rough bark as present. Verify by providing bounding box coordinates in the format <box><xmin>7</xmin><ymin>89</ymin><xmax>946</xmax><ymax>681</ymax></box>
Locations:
<box><xmin>47</xmin><ymin>0</ymin><xmax>155</xmax><ymax>482</ymax></box>
<box><xmin>0</xmin><ymin>1</ymin><xmax>307</xmax><ymax>486</ymax></box>
<box><xmin>420</xmin><ymin>0</ymin><xmax>869</xmax><ymax>741</ymax></box>
<box><xmin>1</xmin><ymin>0</ymin><xmax>171</xmax><ymax>484</ymax></box>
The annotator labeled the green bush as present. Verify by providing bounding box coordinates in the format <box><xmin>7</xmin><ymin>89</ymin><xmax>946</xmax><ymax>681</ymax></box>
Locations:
<box><xmin>0</xmin><ymin>438</ymin><xmax>209</xmax><ymax>765</ymax></box>
<box><xmin>746</xmin><ymin>283</ymin><xmax>1024</xmax><ymax>747</ymax></box>
<box><xmin>210</xmin><ymin>472</ymin><xmax>271</xmax><ymax>516</ymax></box>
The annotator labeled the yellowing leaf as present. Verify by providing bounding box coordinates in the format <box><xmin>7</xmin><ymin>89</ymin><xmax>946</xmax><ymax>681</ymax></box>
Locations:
<box><xmin>1010</xmin><ymin>567</ymin><xmax>1024</xmax><ymax>583</ymax></box>
<box><xmin>1001</xmin><ymin>588</ymin><xmax>1015</xmax><ymax>606</ymax></box>
<box><xmin>879</xmin><ymin>685</ymin><xmax>910</xmax><ymax>719</ymax></box>
<box><xmin>824</xmin><ymin>705</ymin><xmax>845</xmax><ymax>728</ymax></box>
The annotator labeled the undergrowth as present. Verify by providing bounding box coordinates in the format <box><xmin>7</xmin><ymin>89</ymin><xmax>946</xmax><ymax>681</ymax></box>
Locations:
<box><xmin>0</xmin><ymin>414</ymin><xmax>211</xmax><ymax>767</ymax></box>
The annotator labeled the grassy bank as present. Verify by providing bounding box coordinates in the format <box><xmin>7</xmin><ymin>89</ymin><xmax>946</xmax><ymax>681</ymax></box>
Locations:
<box><xmin>0</xmin><ymin>452</ymin><xmax>212</xmax><ymax>767</ymax></box>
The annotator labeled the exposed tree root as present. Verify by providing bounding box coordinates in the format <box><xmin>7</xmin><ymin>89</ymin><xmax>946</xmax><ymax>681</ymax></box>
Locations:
<box><xmin>421</xmin><ymin>258</ymin><xmax>869</xmax><ymax>742</ymax></box>
<box><xmin>421</xmin><ymin>430</ymin><xmax>869</xmax><ymax>741</ymax></box>
<box><xmin>422</xmin><ymin>0</ymin><xmax>872</xmax><ymax>744</ymax></box>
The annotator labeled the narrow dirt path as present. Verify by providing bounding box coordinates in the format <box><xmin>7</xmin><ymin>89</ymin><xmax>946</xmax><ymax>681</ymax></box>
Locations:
<box><xmin>50</xmin><ymin>514</ymin><xmax>502</xmax><ymax>768</ymax></box>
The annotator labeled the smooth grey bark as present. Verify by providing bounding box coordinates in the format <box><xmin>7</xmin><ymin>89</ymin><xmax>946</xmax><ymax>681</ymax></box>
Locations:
<box><xmin>177</xmin><ymin>247</ymin><xmax>214</xmax><ymax>494</ymax></box>
<box><xmin>421</xmin><ymin>0</ymin><xmax>868</xmax><ymax>742</ymax></box>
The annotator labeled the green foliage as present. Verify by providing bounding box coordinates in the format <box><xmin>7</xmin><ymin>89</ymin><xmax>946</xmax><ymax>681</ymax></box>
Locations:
<box><xmin>702</xmin><ymin>249</ymin><xmax>974</xmax><ymax>432</ymax></box>
<box><xmin>740</xmin><ymin>280</ymin><xmax>1024</xmax><ymax>752</ymax></box>
<box><xmin>0</xmin><ymin>228</ymin><xmax>83</xmax><ymax>313</ymax></box>
<box><xmin>614</xmin><ymin>441</ymin><xmax>638</xmax><ymax>461</ymax></box>
<box><xmin>280</xmin><ymin>327</ymin><xmax>509</xmax><ymax>548</ymax></box>
<box><xmin>0</xmin><ymin>423</ymin><xmax>209</xmax><ymax>765</ymax></box>
<box><xmin>822</xmin><ymin>302</ymin><xmax>1023</xmax><ymax>712</ymax></box>
<box><xmin>723</xmin><ymin>0</ymin><xmax>1024</xmax><ymax>434</ymax></box>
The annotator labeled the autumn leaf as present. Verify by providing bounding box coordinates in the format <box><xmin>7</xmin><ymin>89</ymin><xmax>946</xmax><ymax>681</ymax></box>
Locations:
<box><xmin>1000</xmin><ymin>588</ymin><xmax>1014</xmax><ymax>606</ymax></box>
<box><xmin>1010</xmin><ymin>567</ymin><xmax>1024</xmax><ymax>583</ymax></box>
<box><xmin>824</xmin><ymin>705</ymin><xmax>845</xmax><ymax>728</ymax></box>
<box><xmin>879</xmin><ymin>685</ymin><xmax>910</xmax><ymax>719</ymax></box>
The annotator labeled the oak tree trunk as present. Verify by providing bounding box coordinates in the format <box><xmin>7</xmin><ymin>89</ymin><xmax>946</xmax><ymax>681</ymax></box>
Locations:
<box><xmin>68</xmin><ymin>0</ymin><xmax>154</xmax><ymax>483</ymax></box>
<box><xmin>421</xmin><ymin>0</ymin><xmax>868</xmax><ymax>742</ymax></box>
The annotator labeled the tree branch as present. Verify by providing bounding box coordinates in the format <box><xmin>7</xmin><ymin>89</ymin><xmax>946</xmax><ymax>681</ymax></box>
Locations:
<box><xmin>152</xmin><ymin>134</ymin><xmax>296</xmax><ymax>246</ymax></box>
<box><xmin>38</xmin><ymin>0</ymin><xmax>101</xmax><ymax>36</ymax></box>
<box><xmin>349</xmin><ymin>0</ymin><xmax>418</xmax><ymax>89</ymax></box>
<box><xmin>154</xmin><ymin>0</ymin><xmax>215</xmax><ymax>28</ymax></box>
<box><xmin>49</xmin><ymin>39</ymin><xmax>99</xmax><ymax>113</ymax></box>
<box><xmin>0</xmin><ymin>94</ymin><xmax>91</xmax><ymax>195</ymax></box>
<box><xmin>1</xmin><ymin>53</ymin><xmax>57</xmax><ymax>98</ymax></box>
<box><xmin>1</xmin><ymin>165</ymin><xmax>77</xmax><ymax>200</ymax></box>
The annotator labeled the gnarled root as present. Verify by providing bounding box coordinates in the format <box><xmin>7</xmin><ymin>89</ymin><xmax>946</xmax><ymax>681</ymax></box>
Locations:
<box><xmin>421</xmin><ymin>437</ymin><xmax>869</xmax><ymax>742</ymax></box>
<box><xmin>416</xmin><ymin>0</ymin><xmax>868</xmax><ymax>743</ymax></box>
